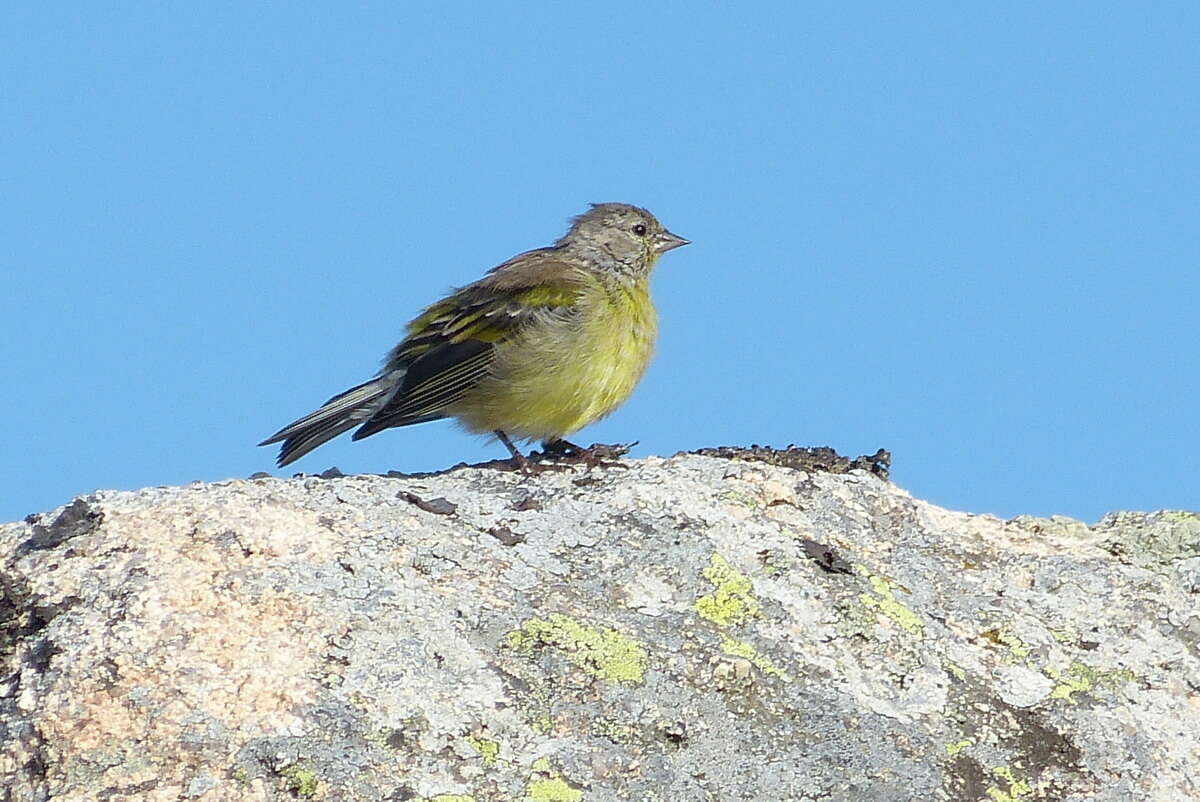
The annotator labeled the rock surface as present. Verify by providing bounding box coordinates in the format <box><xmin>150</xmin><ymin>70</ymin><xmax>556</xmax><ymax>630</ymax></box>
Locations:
<box><xmin>1</xmin><ymin>451</ymin><xmax>1197</xmax><ymax>801</ymax></box>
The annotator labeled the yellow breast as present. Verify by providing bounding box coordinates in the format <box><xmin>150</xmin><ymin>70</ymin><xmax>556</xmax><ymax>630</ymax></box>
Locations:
<box><xmin>453</xmin><ymin>277</ymin><xmax>658</xmax><ymax>441</ymax></box>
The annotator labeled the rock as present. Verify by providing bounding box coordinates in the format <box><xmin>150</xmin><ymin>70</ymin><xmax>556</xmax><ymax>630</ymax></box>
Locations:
<box><xmin>0</xmin><ymin>452</ymin><xmax>1196</xmax><ymax>801</ymax></box>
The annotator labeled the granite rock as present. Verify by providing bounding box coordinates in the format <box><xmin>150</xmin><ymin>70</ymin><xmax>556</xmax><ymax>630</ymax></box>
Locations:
<box><xmin>1</xmin><ymin>452</ymin><xmax>1197</xmax><ymax>801</ymax></box>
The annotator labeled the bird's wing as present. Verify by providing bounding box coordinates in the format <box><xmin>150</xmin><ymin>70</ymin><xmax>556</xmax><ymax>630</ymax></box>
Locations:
<box><xmin>352</xmin><ymin>250</ymin><xmax>584</xmax><ymax>439</ymax></box>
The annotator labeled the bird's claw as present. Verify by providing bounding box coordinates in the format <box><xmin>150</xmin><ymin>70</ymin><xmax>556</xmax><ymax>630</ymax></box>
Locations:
<box><xmin>538</xmin><ymin>440</ymin><xmax>637</xmax><ymax>469</ymax></box>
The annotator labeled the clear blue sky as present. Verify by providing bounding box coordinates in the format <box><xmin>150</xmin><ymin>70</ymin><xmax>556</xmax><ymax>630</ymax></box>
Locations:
<box><xmin>4</xmin><ymin>3</ymin><xmax>1196</xmax><ymax>524</ymax></box>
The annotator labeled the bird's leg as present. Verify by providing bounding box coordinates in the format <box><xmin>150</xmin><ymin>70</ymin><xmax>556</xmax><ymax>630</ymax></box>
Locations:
<box><xmin>495</xmin><ymin>430</ymin><xmax>532</xmax><ymax>472</ymax></box>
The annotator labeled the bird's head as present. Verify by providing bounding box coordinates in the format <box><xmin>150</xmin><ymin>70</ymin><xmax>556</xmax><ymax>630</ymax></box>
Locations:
<box><xmin>558</xmin><ymin>203</ymin><xmax>689</xmax><ymax>276</ymax></box>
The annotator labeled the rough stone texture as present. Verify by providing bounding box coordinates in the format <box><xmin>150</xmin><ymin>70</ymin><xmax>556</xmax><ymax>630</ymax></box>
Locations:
<box><xmin>0</xmin><ymin>452</ymin><xmax>1197</xmax><ymax>801</ymax></box>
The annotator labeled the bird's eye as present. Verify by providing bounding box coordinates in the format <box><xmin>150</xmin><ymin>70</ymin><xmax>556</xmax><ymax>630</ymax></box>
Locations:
<box><xmin>632</xmin><ymin>224</ymin><xmax>648</xmax><ymax>236</ymax></box>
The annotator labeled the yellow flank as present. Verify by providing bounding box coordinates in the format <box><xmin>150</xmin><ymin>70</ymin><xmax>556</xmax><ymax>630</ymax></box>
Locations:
<box><xmin>451</xmin><ymin>274</ymin><xmax>657</xmax><ymax>441</ymax></box>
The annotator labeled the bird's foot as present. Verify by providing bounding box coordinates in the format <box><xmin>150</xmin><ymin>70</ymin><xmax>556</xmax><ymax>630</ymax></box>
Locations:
<box><xmin>540</xmin><ymin>438</ymin><xmax>583</xmax><ymax>456</ymax></box>
<box><xmin>494</xmin><ymin>430</ymin><xmax>574</xmax><ymax>475</ymax></box>
<box><xmin>494</xmin><ymin>431</ymin><xmax>635</xmax><ymax>474</ymax></box>
<box><xmin>539</xmin><ymin>440</ymin><xmax>637</xmax><ymax>469</ymax></box>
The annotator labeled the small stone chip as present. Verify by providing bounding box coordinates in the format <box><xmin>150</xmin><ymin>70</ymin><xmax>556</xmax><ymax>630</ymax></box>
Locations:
<box><xmin>399</xmin><ymin>491</ymin><xmax>457</xmax><ymax>515</ymax></box>
<box><xmin>511</xmin><ymin>495</ymin><xmax>542</xmax><ymax>511</ymax></box>
<box><xmin>488</xmin><ymin>525</ymin><xmax>525</xmax><ymax>546</ymax></box>
<box><xmin>799</xmin><ymin>538</ymin><xmax>854</xmax><ymax>575</ymax></box>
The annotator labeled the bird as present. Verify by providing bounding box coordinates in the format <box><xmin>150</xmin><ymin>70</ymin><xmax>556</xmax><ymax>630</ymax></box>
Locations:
<box><xmin>259</xmin><ymin>203</ymin><xmax>689</xmax><ymax>470</ymax></box>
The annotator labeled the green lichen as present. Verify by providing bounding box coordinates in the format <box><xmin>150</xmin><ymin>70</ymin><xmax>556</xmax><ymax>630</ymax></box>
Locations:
<box><xmin>279</xmin><ymin>764</ymin><xmax>318</xmax><ymax>798</ymax></box>
<box><xmin>694</xmin><ymin>553</ymin><xmax>762</xmax><ymax>627</ymax></box>
<box><xmin>531</xmin><ymin>713</ymin><xmax>554</xmax><ymax>734</ymax></box>
<box><xmin>980</xmin><ymin>627</ymin><xmax>1030</xmax><ymax>660</ymax></box>
<box><xmin>1095</xmin><ymin>510</ymin><xmax>1200</xmax><ymax>570</ymax></box>
<box><xmin>719</xmin><ymin>635</ymin><xmax>789</xmax><ymax>680</ymax></box>
<box><xmin>986</xmin><ymin>766</ymin><xmax>1031</xmax><ymax>801</ymax></box>
<box><xmin>466</xmin><ymin>735</ymin><xmax>500</xmax><ymax>767</ymax></box>
<box><xmin>833</xmin><ymin>597</ymin><xmax>878</xmax><ymax>639</ymax></box>
<box><xmin>945</xmin><ymin>739</ymin><xmax>973</xmax><ymax>757</ymax></box>
<box><xmin>1049</xmin><ymin>628</ymin><xmax>1075</xmax><ymax>644</ymax></box>
<box><xmin>590</xmin><ymin>718</ymin><xmax>636</xmax><ymax>743</ymax></box>
<box><xmin>364</xmin><ymin>727</ymin><xmax>394</xmax><ymax>750</ymax></box>
<box><xmin>760</xmin><ymin>554</ymin><xmax>792</xmax><ymax>578</ymax></box>
<box><xmin>231</xmin><ymin>768</ymin><xmax>250</xmax><ymax>786</ymax></box>
<box><xmin>858</xmin><ymin>570</ymin><xmax>924</xmax><ymax>637</ymax></box>
<box><xmin>506</xmin><ymin>613</ymin><xmax>647</xmax><ymax>684</ymax></box>
<box><xmin>367</xmin><ymin>716</ymin><xmax>425</xmax><ymax>752</ymax></box>
<box><xmin>945</xmin><ymin>661</ymin><xmax>967</xmax><ymax>681</ymax></box>
<box><xmin>427</xmin><ymin>796</ymin><xmax>475</xmax><ymax>802</ymax></box>
<box><xmin>1047</xmin><ymin>662</ymin><xmax>1137</xmax><ymax>702</ymax></box>
<box><xmin>61</xmin><ymin>744</ymin><xmax>150</xmax><ymax>787</ymax></box>
<box><xmin>527</xmin><ymin>777</ymin><xmax>582</xmax><ymax>802</ymax></box>
<box><xmin>526</xmin><ymin>758</ymin><xmax>584</xmax><ymax>801</ymax></box>
<box><xmin>719</xmin><ymin>489</ymin><xmax>761</xmax><ymax>509</ymax></box>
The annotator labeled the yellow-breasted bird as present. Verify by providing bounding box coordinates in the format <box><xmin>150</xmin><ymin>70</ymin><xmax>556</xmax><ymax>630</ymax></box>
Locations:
<box><xmin>259</xmin><ymin>203</ymin><xmax>689</xmax><ymax>468</ymax></box>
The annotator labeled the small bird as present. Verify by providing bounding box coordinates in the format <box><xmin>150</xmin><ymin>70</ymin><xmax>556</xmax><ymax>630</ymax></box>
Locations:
<box><xmin>259</xmin><ymin>203</ymin><xmax>689</xmax><ymax>469</ymax></box>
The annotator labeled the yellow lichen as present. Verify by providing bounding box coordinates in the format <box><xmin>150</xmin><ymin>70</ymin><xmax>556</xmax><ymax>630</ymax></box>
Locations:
<box><xmin>1048</xmin><ymin>662</ymin><xmax>1137</xmax><ymax>702</ymax></box>
<box><xmin>526</xmin><ymin>758</ymin><xmax>583</xmax><ymax>801</ymax></box>
<box><xmin>279</xmin><ymin>764</ymin><xmax>319</xmax><ymax>798</ymax></box>
<box><xmin>858</xmin><ymin>571</ymin><xmax>924</xmax><ymax>637</ymax></box>
<box><xmin>980</xmin><ymin>627</ymin><xmax>1030</xmax><ymax>660</ymax></box>
<box><xmin>694</xmin><ymin>553</ymin><xmax>762</xmax><ymax>627</ymax></box>
<box><xmin>719</xmin><ymin>489</ymin><xmax>761</xmax><ymax>509</ymax></box>
<box><xmin>719</xmin><ymin>635</ymin><xmax>789</xmax><ymax>680</ymax></box>
<box><xmin>945</xmin><ymin>739</ymin><xmax>973</xmax><ymax>756</ymax></box>
<box><xmin>591</xmin><ymin>718</ymin><xmax>635</xmax><ymax>743</ymax></box>
<box><xmin>506</xmin><ymin>613</ymin><xmax>647</xmax><ymax>684</ymax></box>
<box><xmin>986</xmin><ymin>766</ymin><xmax>1031</xmax><ymax>801</ymax></box>
<box><xmin>466</xmin><ymin>735</ymin><xmax>500</xmax><ymax>767</ymax></box>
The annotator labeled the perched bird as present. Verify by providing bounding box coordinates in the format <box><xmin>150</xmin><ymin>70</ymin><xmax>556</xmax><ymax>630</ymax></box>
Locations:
<box><xmin>259</xmin><ymin>203</ymin><xmax>689</xmax><ymax>469</ymax></box>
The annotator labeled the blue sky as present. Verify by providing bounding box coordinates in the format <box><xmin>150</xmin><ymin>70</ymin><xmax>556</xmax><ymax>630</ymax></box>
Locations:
<box><xmin>4</xmin><ymin>3</ymin><xmax>1196</xmax><ymax>524</ymax></box>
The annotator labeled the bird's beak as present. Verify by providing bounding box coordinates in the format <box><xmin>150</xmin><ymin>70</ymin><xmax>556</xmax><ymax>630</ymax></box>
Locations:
<box><xmin>654</xmin><ymin>229</ymin><xmax>690</xmax><ymax>254</ymax></box>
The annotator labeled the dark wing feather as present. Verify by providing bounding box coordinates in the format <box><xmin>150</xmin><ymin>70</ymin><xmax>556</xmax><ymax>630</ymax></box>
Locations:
<box><xmin>352</xmin><ymin>339</ymin><xmax>492</xmax><ymax>439</ymax></box>
<box><xmin>351</xmin><ymin>250</ymin><xmax>586</xmax><ymax>442</ymax></box>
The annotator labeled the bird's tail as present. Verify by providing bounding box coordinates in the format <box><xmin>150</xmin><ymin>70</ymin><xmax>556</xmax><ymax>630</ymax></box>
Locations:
<box><xmin>259</xmin><ymin>374</ymin><xmax>401</xmax><ymax>467</ymax></box>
